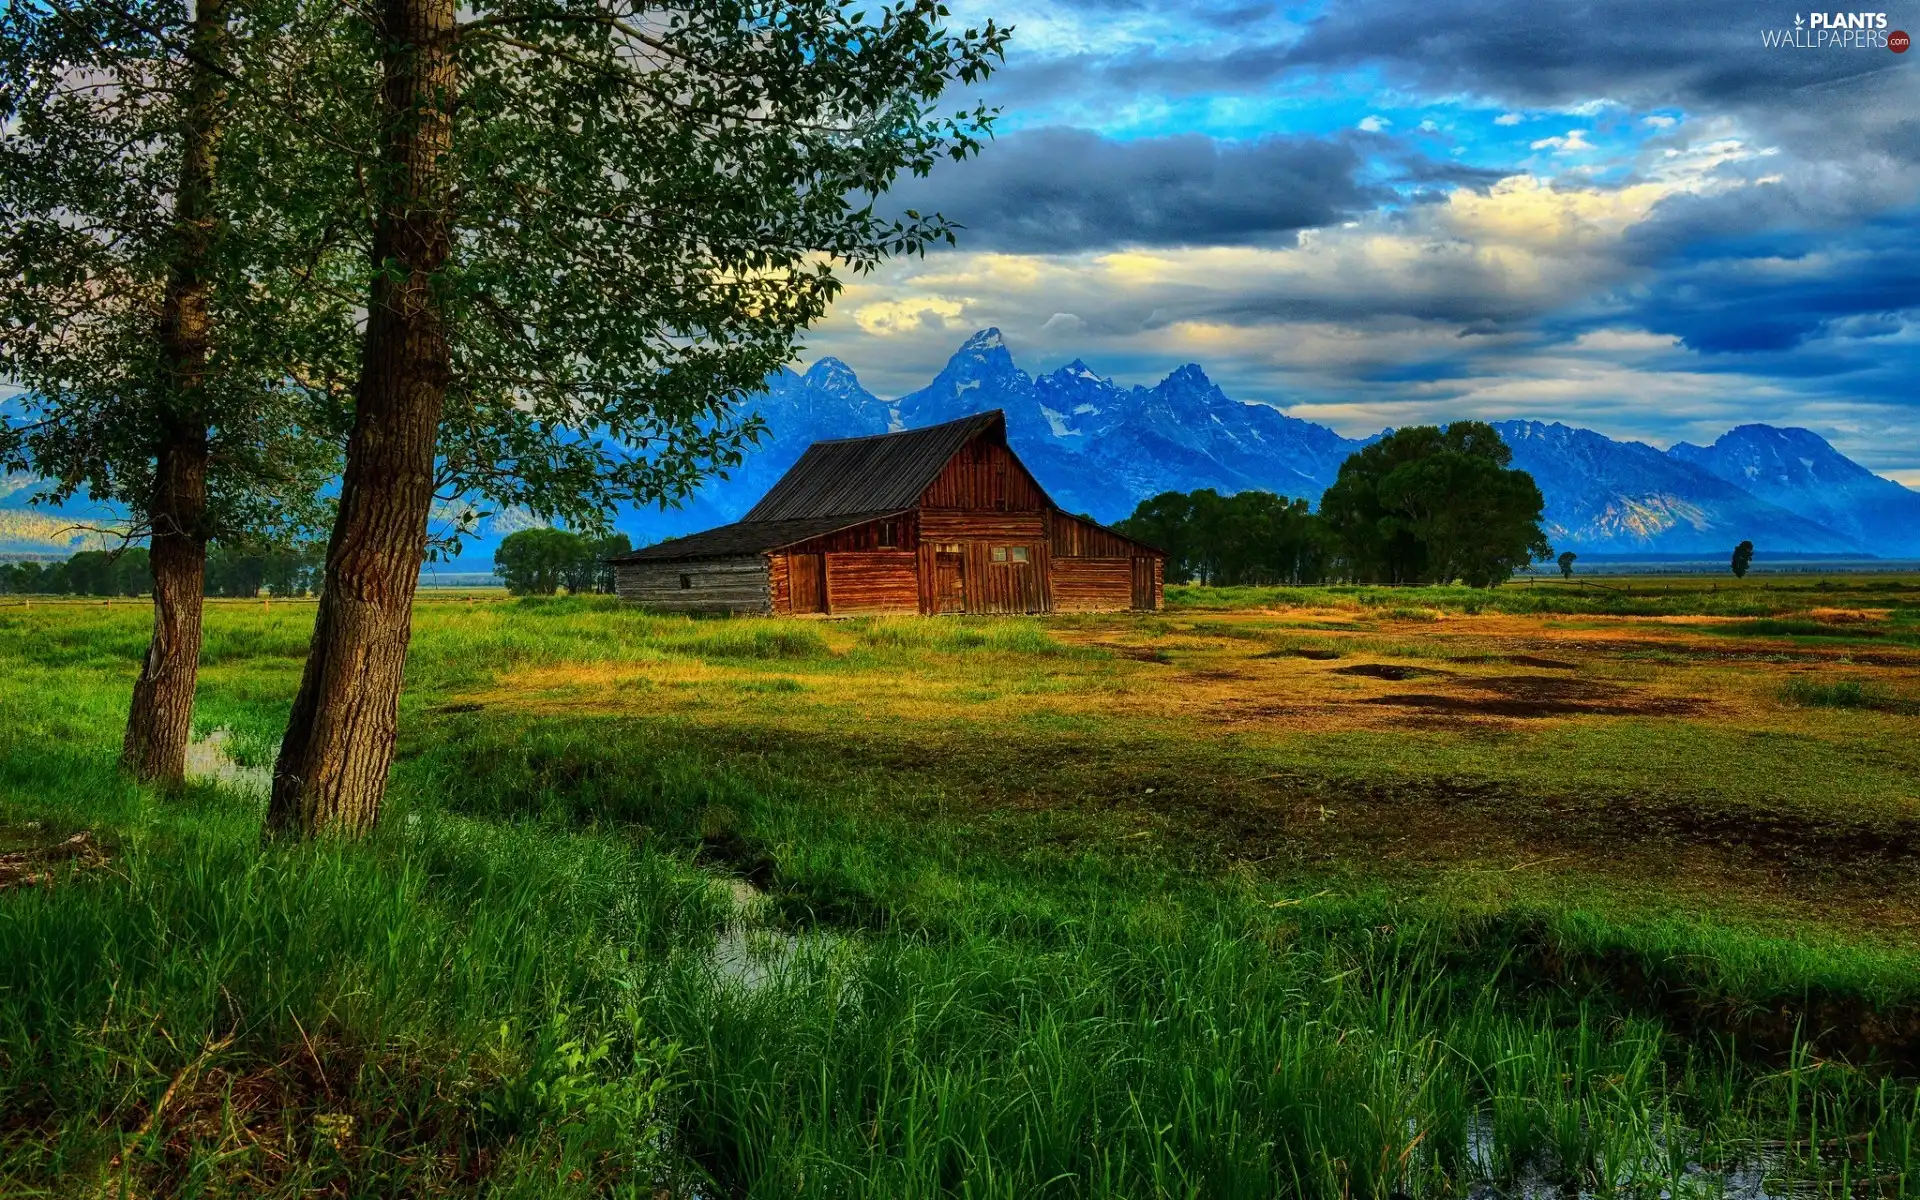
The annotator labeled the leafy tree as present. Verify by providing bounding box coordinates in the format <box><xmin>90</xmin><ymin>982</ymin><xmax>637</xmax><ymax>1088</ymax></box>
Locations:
<box><xmin>571</xmin><ymin>534</ymin><xmax>631</xmax><ymax>595</ymax></box>
<box><xmin>494</xmin><ymin>529</ymin><xmax>631</xmax><ymax>595</ymax></box>
<box><xmin>1557</xmin><ymin>550</ymin><xmax>1577</xmax><ymax>580</ymax></box>
<box><xmin>1319</xmin><ymin>422</ymin><xmax>1550</xmax><ymax>588</ymax></box>
<box><xmin>1731</xmin><ymin>540</ymin><xmax>1755</xmax><ymax>579</ymax></box>
<box><xmin>1</xmin><ymin>0</ymin><xmax>352</xmax><ymax>783</ymax></box>
<box><xmin>64</xmin><ymin>549</ymin><xmax>152</xmax><ymax>596</ymax></box>
<box><xmin>1118</xmin><ymin>490</ymin><xmax>1335</xmax><ymax>585</ymax></box>
<box><xmin>495</xmin><ymin>528</ymin><xmax>580</xmax><ymax>596</ymax></box>
<box><xmin>268</xmin><ymin>0</ymin><xmax>1010</xmax><ymax>837</ymax></box>
<box><xmin>206</xmin><ymin>544</ymin><xmax>325</xmax><ymax>596</ymax></box>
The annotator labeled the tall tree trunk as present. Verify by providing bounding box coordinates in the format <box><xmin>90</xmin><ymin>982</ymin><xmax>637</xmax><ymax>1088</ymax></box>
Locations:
<box><xmin>122</xmin><ymin>0</ymin><xmax>226</xmax><ymax>785</ymax></box>
<box><xmin>123</xmin><ymin>430</ymin><xmax>209</xmax><ymax>783</ymax></box>
<box><xmin>266</xmin><ymin>0</ymin><xmax>456</xmax><ymax>838</ymax></box>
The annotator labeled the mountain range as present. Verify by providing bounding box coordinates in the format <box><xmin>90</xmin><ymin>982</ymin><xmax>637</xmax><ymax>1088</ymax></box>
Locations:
<box><xmin>5</xmin><ymin>329</ymin><xmax>1918</xmax><ymax>563</ymax></box>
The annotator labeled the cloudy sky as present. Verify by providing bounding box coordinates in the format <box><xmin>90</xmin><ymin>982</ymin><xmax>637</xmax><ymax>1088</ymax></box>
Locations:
<box><xmin>797</xmin><ymin>0</ymin><xmax>1920</xmax><ymax>482</ymax></box>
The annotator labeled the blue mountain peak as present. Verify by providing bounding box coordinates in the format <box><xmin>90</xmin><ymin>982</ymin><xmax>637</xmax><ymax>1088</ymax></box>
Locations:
<box><xmin>958</xmin><ymin>328</ymin><xmax>1005</xmax><ymax>353</ymax></box>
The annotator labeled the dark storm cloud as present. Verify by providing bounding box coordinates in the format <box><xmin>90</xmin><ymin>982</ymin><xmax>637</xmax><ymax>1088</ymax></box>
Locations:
<box><xmin>883</xmin><ymin>126</ymin><xmax>1382</xmax><ymax>252</ymax></box>
<box><xmin>1277</xmin><ymin>0</ymin><xmax>1909</xmax><ymax>108</ymax></box>
<box><xmin>1622</xmin><ymin>213</ymin><xmax>1920</xmax><ymax>355</ymax></box>
<box><xmin>984</xmin><ymin>0</ymin><xmax>1916</xmax><ymax>163</ymax></box>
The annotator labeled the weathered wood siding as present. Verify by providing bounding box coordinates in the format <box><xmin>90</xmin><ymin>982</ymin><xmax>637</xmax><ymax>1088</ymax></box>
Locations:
<box><xmin>920</xmin><ymin>438</ymin><xmax>1049</xmax><ymax>511</ymax></box>
<box><xmin>965</xmin><ymin>541</ymin><xmax>1049</xmax><ymax>613</ymax></box>
<box><xmin>769</xmin><ymin>553</ymin><xmax>791</xmax><ymax>614</ymax></box>
<box><xmin>1050</xmin><ymin>512</ymin><xmax>1140</xmax><ymax>558</ymax></box>
<box><xmin>825</xmin><ymin>551</ymin><xmax>920</xmax><ymax>613</ymax></box>
<box><xmin>1132</xmin><ymin>557</ymin><xmax>1162</xmax><ymax>611</ymax></box>
<box><xmin>1051</xmin><ymin>557</ymin><xmax>1134</xmax><ymax>611</ymax></box>
<box><xmin>614</xmin><ymin>556</ymin><xmax>770</xmax><ymax>614</ymax></box>
<box><xmin>782</xmin><ymin>513</ymin><xmax>918</xmax><ymax>555</ymax></box>
<box><xmin>789</xmin><ymin>552</ymin><xmax>826</xmax><ymax>613</ymax></box>
<box><xmin>920</xmin><ymin>511</ymin><xmax>1046</xmax><ymax>543</ymax></box>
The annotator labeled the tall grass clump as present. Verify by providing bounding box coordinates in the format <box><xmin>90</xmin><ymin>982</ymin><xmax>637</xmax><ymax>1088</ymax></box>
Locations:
<box><xmin>856</xmin><ymin>617</ymin><xmax>1075</xmax><ymax>657</ymax></box>
<box><xmin>0</xmin><ymin>747</ymin><xmax>727</xmax><ymax>1196</ymax></box>
<box><xmin>1781</xmin><ymin>676</ymin><xmax>1915</xmax><ymax>714</ymax></box>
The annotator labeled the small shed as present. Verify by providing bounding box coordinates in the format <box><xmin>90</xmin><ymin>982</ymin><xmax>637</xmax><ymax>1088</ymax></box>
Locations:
<box><xmin>608</xmin><ymin>410</ymin><xmax>1163</xmax><ymax>615</ymax></box>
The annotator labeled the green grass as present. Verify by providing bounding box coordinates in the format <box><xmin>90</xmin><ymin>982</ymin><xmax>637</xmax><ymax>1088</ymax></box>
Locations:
<box><xmin>1783</xmin><ymin>676</ymin><xmax>1918</xmax><ymax>714</ymax></box>
<box><xmin>1167</xmin><ymin>574</ymin><xmax>1920</xmax><ymax>621</ymax></box>
<box><xmin>3</xmin><ymin>596</ymin><xmax>1919</xmax><ymax>1197</ymax></box>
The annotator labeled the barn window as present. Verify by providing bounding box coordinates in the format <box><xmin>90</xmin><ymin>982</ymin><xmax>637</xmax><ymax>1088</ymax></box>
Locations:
<box><xmin>990</xmin><ymin>546</ymin><xmax>1008</xmax><ymax>563</ymax></box>
<box><xmin>1010</xmin><ymin>546</ymin><xmax>1030</xmax><ymax>564</ymax></box>
<box><xmin>879</xmin><ymin>520</ymin><xmax>897</xmax><ymax>548</ymax></box>
<box><xmin>678</xmin><ymin>573</ymin><xmax>692</xmax><ymax>589</ymax></box>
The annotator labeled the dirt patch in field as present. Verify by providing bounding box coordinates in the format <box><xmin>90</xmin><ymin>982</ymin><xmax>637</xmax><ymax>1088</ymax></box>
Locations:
<box><xmin>1185</xmin><ymin>668</ymin><xmax>1257</xmax><ymax>683</ymax></box>
<box><xmin>0</xmin><ymin>829</ymin><xmax>106</xmax><ymax>892</ymax></box>
<box><xmin>1364</xmin><ymin>674</ymin><xmax>1707</xmax><ymax>719</ymax></box>
<box><xmin>1448</xmin><ymin>653</ymin><xmax>1578</xmax><ymax>670</ymax></box>
<box><xmin>1094</xmin><ymin>642</ymin><xmax>1173</xmax><ymax>663</ymax></box>
<box><xmin>1253</xmin><ymin>647</ymin><xmax>1342</xmax><ymax>661</ymax></box>
<box><xmin>1330</xmin><ymin>663</ymin><xmax>1450</xmax><ymax>681</ymax></box>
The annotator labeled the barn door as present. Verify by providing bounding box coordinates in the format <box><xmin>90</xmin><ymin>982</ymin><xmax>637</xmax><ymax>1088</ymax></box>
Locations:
<box><xmin>791</xmin><ymin>553</ymin><xmax>827</xmax><ymax>613</ymax></box>
<box><xmin>933</xmin><ymin>551</ymin><xmax>966</xmax><ymax>614</ymax></box>
<box><xmin>1130</xmin><ymin>557</ymin><xmax>1156</xmax><ymax>610</ymax></box>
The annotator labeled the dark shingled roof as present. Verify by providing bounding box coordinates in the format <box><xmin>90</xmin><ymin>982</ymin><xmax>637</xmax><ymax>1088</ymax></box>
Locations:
<box><xmin>607</xmin><ymin>511</ymin><xmax>908</xmax><ymax>563</ymax></box>
<box><xmin>744</xmin><ymin>411</ymin><xmax>1026</xmax><ymax>521</ymax></box>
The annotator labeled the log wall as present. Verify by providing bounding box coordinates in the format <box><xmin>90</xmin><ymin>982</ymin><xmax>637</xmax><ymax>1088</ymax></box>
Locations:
<box><xmin>824</xmin><ymin>551</ymin><xmax>920</xmax><ymax>614</ymax></box>
<box><xmin>920</xmin><ymin>511</ymin><xmax>1046</xmax><ymax>543</ymax></box>
<box><xmin>1050</xmin><ymin>557</ymin><xmax>1134</xmax><ymax>612</ymax></box>
<box><xmin>614</xmin><ymin>556</ymin><xmax>770</xmax><ymax>614</ymax></box>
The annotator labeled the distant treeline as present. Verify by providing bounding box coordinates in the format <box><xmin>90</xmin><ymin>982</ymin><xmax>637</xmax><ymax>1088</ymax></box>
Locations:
<box><xmin>494</xmin><ymin>529</ymin><xmax>631</xmax><ymax>596</ymax></box>
<box><xmin>1116</xmin><ymin>422</ymin><xmax>1552</xmax><ymax>588</ymax></box>
<box><xmin>0</xmin><ymin>547</ymin><xmax>324</xmax><ymax>597</ymax></box>
<box><xmin>1117</xmin><ymin>490</ymin><xmax>1337</xmax><ymax>586</ymax></box>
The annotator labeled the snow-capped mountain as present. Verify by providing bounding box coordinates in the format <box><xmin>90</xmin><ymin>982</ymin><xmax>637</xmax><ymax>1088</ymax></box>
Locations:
<box><xmin>6</xmin><ymin>330</ymin><xmax>1916</xmax><ymax>562</ymax></box>
<box><xmin>1669</xmin><ymin>425</ymin><xmax>1920</xmax><ymax>553</ymax></box>
<box><xmin>1494</xmin><ymin>421</ymin><xmax>1865</xmax><ymax>556</ymax></box>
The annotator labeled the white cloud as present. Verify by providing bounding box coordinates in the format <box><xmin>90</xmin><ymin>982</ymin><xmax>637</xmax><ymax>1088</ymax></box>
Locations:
<box><xmin>1530</xmin><ymin>129</ymin><xmax>1595</xmax><ymax>154</ymax></box>
<box><xmin>1494</xmin><ymin>112</ymin><xmax>1524</xmax><ymax>126</ymax></box>
<box><xmin>1642</xmin><ymin>114</ymin><xmax>1678</xmax><ymax>129</ymax></box>
<box><xmin>1569</xmin><ymin>329</ymin><xmax>1683</xmax><ymax>353</ymax></box>
<box><xmin>1358</xmin><ymin>115</ymin><xmax>1390</xmax><ymax>132</ymax></box>
<box><xmin>851</xmin><ymin>296</ymin><xmax>968</xmax><ymax>337</ymax></box>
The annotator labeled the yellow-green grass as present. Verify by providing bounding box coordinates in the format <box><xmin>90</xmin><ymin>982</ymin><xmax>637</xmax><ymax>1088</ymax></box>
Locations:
<box><xmin>3</xmin><ymin>591</ymin><xmax>1919</xmax><ymax>1197</ymax></box>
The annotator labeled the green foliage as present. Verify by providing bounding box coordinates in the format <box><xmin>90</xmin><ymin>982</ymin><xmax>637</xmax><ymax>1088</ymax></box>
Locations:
<box><xmin>0</xmin><ymin>546</ymin><xmax>321</xmax><ymax>596</ymax></box>
<box><xmin>1319</xmin><ymin>422</ymin><xmax>1551</xmax><ymax>587</ymax></box>
<box><xmin>0</xmin><ymin>0</ymin><xmax>350</xmax><ymax>549</ymax></box>
<box><xmin>0</xmin><ymin>549</ymin><xmax>149</xmax><ymax>596</ymax></box>
<box><xmin>1732</xmin><ymin>539</ymin><xmax>1756</xmax><ymax>579</ymax></box>
<box><xmin>494</xmin><ymin>528</ymin><xmax>629</xmax><ymax>595</ymax></box>
<box><xmin>1558</xmin><ymin>550</ymin><xmax>1577</xmax><ymax>580</ymax></box>
<box><xmin>263</xmin><ymin>0</ymin><xmax>1012</xmax><ymax>550</ymax></box>
<box><xmin>204</xmin><ymin>544</ymin><xmax>326</xmax><ymax>597</ymax></box>
<box><xmin>1781</xmin><ymin>676</ymin><xmax>1915</xmax><ymax>713</ymax></box>
<box><xmin>1116</xmin><ymin>488</ymin><xmax>1337</xmax><ymax>584</ymax></box>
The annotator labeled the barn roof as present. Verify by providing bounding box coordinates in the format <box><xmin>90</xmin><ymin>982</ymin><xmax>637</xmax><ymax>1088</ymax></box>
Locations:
<box><xmin>744</xmin><ymin>410</ymin><xmax>1035</xmax><ymax>521</ymax></box>
<box><xmin>606</xmin><ymin>511</ymin><xmax>907</xmax><ymax>563</ymax></box>
<box><xmin>605</xmin><ymin>409</ymin><xmax>1159</xmax><ymax>566</ymax></box>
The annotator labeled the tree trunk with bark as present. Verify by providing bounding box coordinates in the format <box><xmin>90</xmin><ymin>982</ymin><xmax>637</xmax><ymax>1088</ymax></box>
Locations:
<box><xmin>121</xmin><ymin>0</ymin><xmax>225</xmax><ymax>785</ymax></box>
<box><xmin>123</xmin><ymin>430</ymin><xmax>210</xmax><ymax>783</ymax></box>
<box><xmin>266</xmin><ymin>0</ymin><xmax>456</xmax><ymax>838</ymax></box>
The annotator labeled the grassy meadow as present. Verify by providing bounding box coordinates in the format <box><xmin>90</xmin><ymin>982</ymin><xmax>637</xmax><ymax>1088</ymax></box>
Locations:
<box><xmin>3</xmin><ymin>576</ymin><xmax>1919</xmax><ymax>1197</ymax></box>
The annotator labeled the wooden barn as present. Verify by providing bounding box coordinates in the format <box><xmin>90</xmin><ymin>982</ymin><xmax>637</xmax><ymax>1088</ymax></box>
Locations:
<box><xmin>608</xmin><ymin>411</ymin><xmax>1163</xmax><ymax>616</ymax></box>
